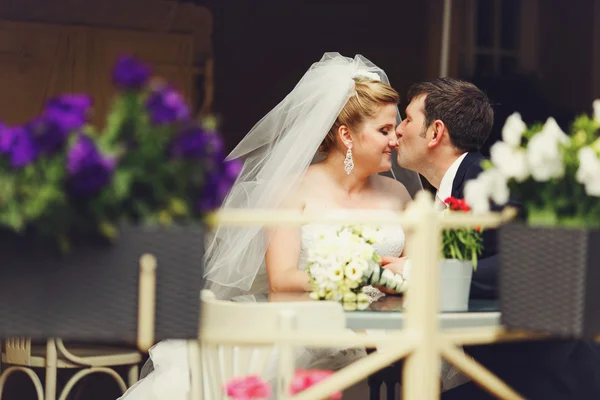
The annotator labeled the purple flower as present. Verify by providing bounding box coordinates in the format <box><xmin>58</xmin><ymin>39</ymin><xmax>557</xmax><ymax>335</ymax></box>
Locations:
<box><xmin>22</xmin><ymin>95</ymin><xmax>92</xmax><ymax>155</ymax></box>
<box><xmin>205</xmin><ymin>132</ymin><xmax>224</xmax><ymax>156</ymax></box>
<box><xmin>0</xmin><ymin>124</ymin><xmax>39</xmax><ymax>167</ymax></box>
<box><xmin>27</xmin><ymin>118</ymin><xmax>68</xmax><ymax>154</ymax></box>
<box><xmin>170</xmin><ymin>126</ymin><xmax>208</xmax><ymax>159</ymax></box>
<box><xmin>113</xmin><ymin>55</ymin><xmax>151</xmax><ymax>90</ymax></box>
<box><xmin>146</xmin><ymin>83</ymin><xmax>190</xmax><ymax>125</ymax></box>
<box><xmin>197</xmin><ymin>159</ymin><xmax>243</xmax><ymax>212</ymax></box>
<box><xmin>170</xmin><ymin>125</ymin><xmax>225</xmax><ymax>159</ymax></box>
<box><xmin>197</xmin><ymin>173</ymin><xmax>234</xmax><ymax>211</ymax></box>
<box><xmin>44</xmin><ymin>94</ymin><xmax>92</xmax><ymax>132</ymax></box>
<box><xmin>67</xmin><ymin>135</ymin><xmax>116</xmax><ymax>196</ymax></box>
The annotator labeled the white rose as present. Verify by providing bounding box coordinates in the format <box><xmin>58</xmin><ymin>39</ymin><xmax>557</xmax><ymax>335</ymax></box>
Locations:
<box><xmin>490</xmin><ymin>141</ymin><xmax>529</xmax><ymax>182</ymax></box>
<box><xmin>502</xmin><ymin>112</ymin><xmax>527</xmax><ymax>147</ymax></box>
<box><xmin>344</xmin><ymin>261</ymin><xmax>365</xmax><ymax>281</ymax></box>
<box><xmin>526</xmin><ymin>118</ymin><xmax>569</xmax><ymax>182</ymax></box>
<box><xmin>350</xmin><ymin>242</ymin><xmax>374</xmax><ymax>261</ymax></box>
<box><xmin>345</xmin><ymin>278</ymin><xmax>360</xmax><ymax>289</ymax></box>
<box><xmin>361</xmin><ymin>226</ymin><xmax>383</xmax><ymax>244</ymax></box>
<box><xmin>313</xmin><ymin>237</ymin><xmax>339</xmax><ymax>258</ymax></box>
<box><xmin>327</xmin><ymin>264</ymin><xmax>344</xmax><ymax>282</ymax></box>
<box><xmin>464</xmin><ymin>168</ymin><xmax>509</xmax><ymax>214</ymax></box>
<box><xmin>576</xmin><ymin>147</ymin><xmax>600</xmax><ymax>196</ymax></box>
<box><xmin>337</xmin><ymin>230</ymin><xmax>356</xmax><ymax>245</ymax></box>
<box><xmin>593</xmin><ymin>99</ymin><xmax>600</xmax><ymax>124</ymax></box>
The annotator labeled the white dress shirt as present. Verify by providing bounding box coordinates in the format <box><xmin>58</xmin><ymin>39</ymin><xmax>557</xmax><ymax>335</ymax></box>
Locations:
<box><xmin>435</xmin><ymin>152</ymin><xmax>468</xmax><ymax>209</ymax></box>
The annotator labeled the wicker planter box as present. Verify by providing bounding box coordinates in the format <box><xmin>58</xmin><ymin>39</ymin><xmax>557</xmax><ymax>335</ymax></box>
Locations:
<box><xmin>0</xmin><ymin>224</ymin><xmax>204</xmax><ymax>345</ymax></box>
<box><xmin>499</xmin><ymin>223</ymin><xmax>600</xmax><ymax>338</ymax></box>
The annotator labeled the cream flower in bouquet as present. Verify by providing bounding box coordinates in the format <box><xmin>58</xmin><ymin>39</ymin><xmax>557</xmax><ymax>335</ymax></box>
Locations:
<box><xmin>306</xmin><ymin>225</ymin><xmax>407</xmax><ymax>303</ymax></box>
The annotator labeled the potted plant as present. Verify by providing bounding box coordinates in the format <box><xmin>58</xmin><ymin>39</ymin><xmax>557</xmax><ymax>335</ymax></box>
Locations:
<box><xmin>0</xmin><ymin>55</ymin><xmax>240</xmax><ymax>343</ymax></box>
<box><xmin>439</xmin><ymin>197</ymin><xmax>483</xmax><ymax>311</ymax></box>
<box><xmin>465</xmin><ymin>101</ymin><xmax>600</xmax><ymax>337</ymax></box>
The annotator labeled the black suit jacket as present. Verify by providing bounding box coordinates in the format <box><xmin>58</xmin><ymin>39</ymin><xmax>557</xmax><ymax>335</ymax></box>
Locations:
<box><xmin>451</xmin><ymin>152</ymin><xmax>498</xmax><ymax>299</ymax></box>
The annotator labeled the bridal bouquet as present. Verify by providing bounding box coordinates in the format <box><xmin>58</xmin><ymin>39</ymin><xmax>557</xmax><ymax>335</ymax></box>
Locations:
<box><xmin>306</xmin><ymin>225</ymin><xmax>407</xmax><ymax>303</ymax></box>
<box><xmin>465</xmin><ymin>100</ymin><xmax>600</xmax><ymax>228</ymax></box>
<box><xmin>442</xmin><ymin>197</ymin><xmax>483</xmax><ymax>268</ymax></box>
<box><xmin>0</xmin><ymin>55</ymin><xmax>239</xmax><ymax>250</ymax></box>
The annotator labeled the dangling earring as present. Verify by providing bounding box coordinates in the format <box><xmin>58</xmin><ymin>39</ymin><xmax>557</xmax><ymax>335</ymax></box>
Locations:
<box><xmin>344</xmin><ymin>146</ymin><xmax>354</xmax><ymax>175</ymax></box>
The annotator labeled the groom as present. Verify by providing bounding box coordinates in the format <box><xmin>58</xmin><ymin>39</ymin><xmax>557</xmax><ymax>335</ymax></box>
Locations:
<box><xmin>395</xmin><ymin>78</ymin><xmax>497</xmax><ymax>298</ymax></box>
<box><xmin>395</xmin><ymin>77</ymin><xmax>600</xmax><ymax>399</ymax></box>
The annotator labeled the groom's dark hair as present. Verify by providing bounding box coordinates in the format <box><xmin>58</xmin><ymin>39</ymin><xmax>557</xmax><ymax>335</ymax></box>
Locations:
<box><xmin>406</xmin><ymin>78</ymin><xmax>493</xmax><ymax>152</ymax></box>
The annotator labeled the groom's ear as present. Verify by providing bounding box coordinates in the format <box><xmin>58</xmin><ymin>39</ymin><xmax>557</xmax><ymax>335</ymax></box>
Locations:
<box><xmin>427</xmin><ymin>120</ymin><xmax>446</xmax><ymax>149</ymax></box>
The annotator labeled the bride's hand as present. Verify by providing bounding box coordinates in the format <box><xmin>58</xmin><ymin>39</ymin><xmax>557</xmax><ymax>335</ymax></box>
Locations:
<box><xmin>374</xmin><ymin>256</ymin><xmax>408</xmax><ymax>295</ymax></box>
<box><xmin>380</xmin><ymin>256</ymin><xmax>408</xmax><ymax>275</ymax></box>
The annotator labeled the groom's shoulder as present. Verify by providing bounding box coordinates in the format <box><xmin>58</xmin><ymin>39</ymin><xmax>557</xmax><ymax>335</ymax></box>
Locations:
<box><xmin>460</xmin><ymin>152</ymin><xmax>487</xmax><ymax>180</ymax></box>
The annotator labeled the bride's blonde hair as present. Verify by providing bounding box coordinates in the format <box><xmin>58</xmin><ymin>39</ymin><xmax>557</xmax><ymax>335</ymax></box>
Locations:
<box><xmin>319</xmin><ymin>77</ymin><xmax>399</xmax><ymax>153</ymax></box>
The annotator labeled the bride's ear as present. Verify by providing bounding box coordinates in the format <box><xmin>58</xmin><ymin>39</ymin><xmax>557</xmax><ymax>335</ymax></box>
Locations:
<box><xmin>427</xmin><ymin>120</ymin><xmax>446</xmax><ymax>149</ymax></box>
<box><xmin>337</xmin><ymin>125</ymin><xmax>353</xmax><ymax>149</ymax></box>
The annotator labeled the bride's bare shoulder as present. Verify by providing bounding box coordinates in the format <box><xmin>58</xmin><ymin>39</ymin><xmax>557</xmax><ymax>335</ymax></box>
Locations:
<box><xmin>373</xmin><ymin>175</ymin><xmax>412</xmax><ymax>206</ymax></box>
<box><xmin>298</xmin><ymin>164</ymin><xmax>329</xmax><ymax>190</ymax></box>
<box><xmin>279</xmin><ymin>165</ymin><xmax>325</xmax><ymax>208</ymax></box>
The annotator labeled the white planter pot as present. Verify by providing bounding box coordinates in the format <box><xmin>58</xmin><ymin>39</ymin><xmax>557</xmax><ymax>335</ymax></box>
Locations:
<box><xmin>439</xmin><ymin>259</ymin><xmax>473</xmax><ymax>312</ymax></box>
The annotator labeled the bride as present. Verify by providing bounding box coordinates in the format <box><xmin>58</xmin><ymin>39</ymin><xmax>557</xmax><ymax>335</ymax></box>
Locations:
<box><xmin>119</xmin><ymin>53</ymin><xmax>423</xmax><ymax>400</ymax></box>
<box><xmin>204</xmin><ymin>52</ymin><xmax>422</xmax><ymax>301</ymax></box>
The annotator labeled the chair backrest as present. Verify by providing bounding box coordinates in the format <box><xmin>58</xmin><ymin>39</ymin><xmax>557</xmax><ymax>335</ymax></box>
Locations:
<box><xmin>198</xmin><ymin>290</ymin><xmax>346</xmax><ymax>399</ymax></box>
<box><xmin>3</xmin><ymin>337</ymin><xmax>32</xmax><ymax>366</ymax></box>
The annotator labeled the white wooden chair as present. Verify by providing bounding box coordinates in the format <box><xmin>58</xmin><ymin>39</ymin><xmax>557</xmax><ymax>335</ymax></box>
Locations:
<box><xmin>0</xmin><ymin>337</ymin><xmax>141</xmax><ymax>400</ymax></box>
<box><xmin>196</xmin><ymin>290</ymin><xmax>348</xmax><ymax>400</ymax></box>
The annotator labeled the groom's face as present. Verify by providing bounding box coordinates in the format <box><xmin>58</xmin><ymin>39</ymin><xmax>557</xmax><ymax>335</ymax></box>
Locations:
<box><xmin>395</xmin><ymin>95</ymin><xmax>428</xmax><ymax>172</ymax></box>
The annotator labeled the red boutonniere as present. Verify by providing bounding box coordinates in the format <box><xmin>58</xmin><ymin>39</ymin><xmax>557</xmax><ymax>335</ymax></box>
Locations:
<box><xmin>444</xmin><ymin>196</ymin><xmax>471</xmax><ymax>212</ymax></box>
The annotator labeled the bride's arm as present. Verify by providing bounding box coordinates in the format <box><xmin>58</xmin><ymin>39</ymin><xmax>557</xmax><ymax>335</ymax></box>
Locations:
<box><xmin>265</xmin><ymin>226</ymin><xmax>311</xmax><ymax>293</ymax></box>
<box><xmin>265</xmin><ymin>185</ymin><xmax>311</xmax><ymax>293</ymax></box>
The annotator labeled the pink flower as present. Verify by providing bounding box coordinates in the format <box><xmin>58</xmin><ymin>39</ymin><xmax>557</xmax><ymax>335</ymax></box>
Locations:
<box><xmin>225</xmin><ymin>375</ymin><xmax>271</xmax><ymax>400</ymax></box>
<box><xmin>290</xmin><ymin>369</ymin><xmax>342</xmax><ymax>399</ymax></box>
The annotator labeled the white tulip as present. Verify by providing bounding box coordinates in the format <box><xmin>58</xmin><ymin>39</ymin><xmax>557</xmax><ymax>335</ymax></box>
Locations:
<box><xmin>464</xmin><ymin>168</ymin><xmax>509</xmax><ymax>214</ymax></box>
<box><xmin>576</xmin><ymin>147</ymin><xmax>600</xmax><ymax>196</ymax></box>
<box><xmin>539</xmin><ymin>117</ymin><xmax>570</xmax><ymax>144</ymax></box>
<box><xmin>502</xmin><ymin>112</ymin><xmax>527</xmax><ymax>147</ymax></box>
<box><xmin>526</xmin><ymin>118</ymin><xmax>568</xmax><ymax>182</ymax></box>
<box><xmin>490</xmin><ymin>141</ymin><xmax>529</xmax><ymax>182</ymax></box>
<box><xmin>593</xmin><ymin>99</ymin><xmax>600</xmax><ymax>124</ymax></box>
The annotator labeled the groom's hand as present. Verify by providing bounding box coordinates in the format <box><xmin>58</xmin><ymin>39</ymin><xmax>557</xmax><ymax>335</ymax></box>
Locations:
<box><xmin>374</xmin><ymin>256</ymin><xmax>408</xmax><ymax>295</ymax></box>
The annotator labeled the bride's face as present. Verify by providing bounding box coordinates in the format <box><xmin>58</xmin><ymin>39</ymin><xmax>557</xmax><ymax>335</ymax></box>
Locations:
<box><xmin>351</xmin><ymin>103</ymin><xmax>398</xmax><ymax>174</ymax></box>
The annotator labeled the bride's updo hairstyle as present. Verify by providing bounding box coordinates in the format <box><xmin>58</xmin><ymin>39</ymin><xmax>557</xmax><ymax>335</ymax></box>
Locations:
<box><xmin>319</xmin><ymin>77</ymin><xmax>400</xmax><ymax>153</ymax></box>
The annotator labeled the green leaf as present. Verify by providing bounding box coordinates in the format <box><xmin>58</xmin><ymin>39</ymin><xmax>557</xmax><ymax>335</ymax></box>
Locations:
<box><xmin>98</xmin><ymin>221</ymin><xmax>119</xmax><ymax>240</ymax></box>
<box><xmin>58</xmin><ymin>234</ymin><xmax>71</xmax><ymax>254</ymax></box>
<box><xmin>0</xmin><ymin>173</ymin><xmax>16</xmax><ymax>202</ymax></box>
<box><xmin>113</xmin><ymin>170</ymin><xmax>134</xmax><ymax>199</ymax></box>
<box><xmin>0</xmin><ymin>202</ymin><xmax>25</xmax><ymax>231</ymax></box>
<box><xmin>169</xmin><ymin>198</ymin><xmax>189</xmax><ymax>216</ymax></box>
